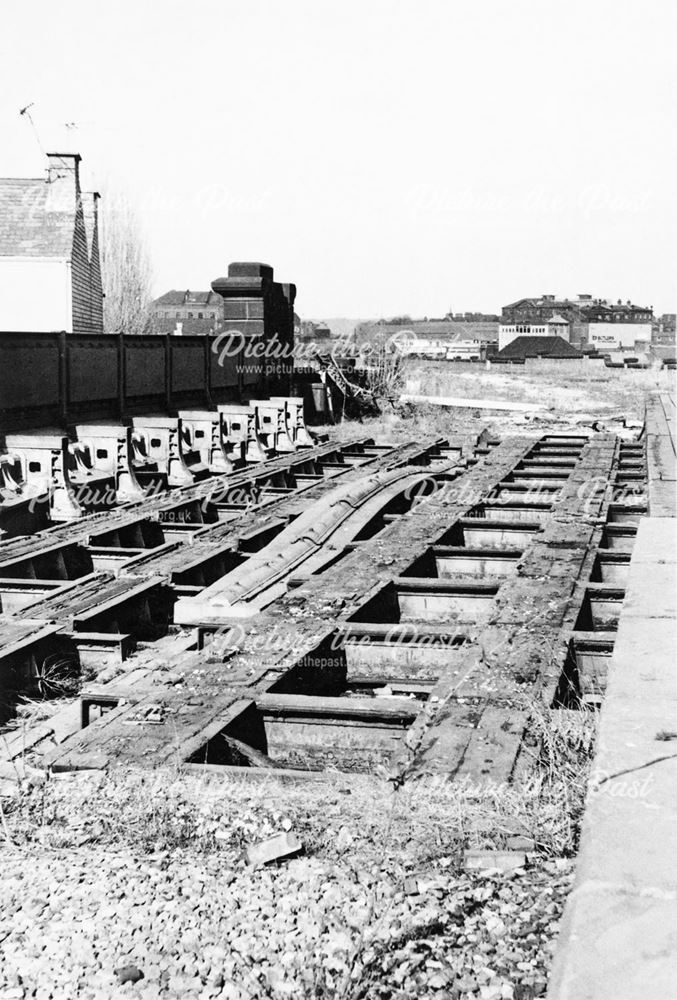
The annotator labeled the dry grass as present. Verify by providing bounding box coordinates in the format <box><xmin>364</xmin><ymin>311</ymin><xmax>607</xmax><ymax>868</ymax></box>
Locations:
<box><xmin>326</xmin><ymin>360</ymin><xmax>675</xmax><ymax>443</ymax></box>
<box><xmin>403</xmin><ymin>360</ymin><xmax>671</xmax><ymax>417</ymax></box>
<box><xmin>3</xmin><ymin>704</ymin><xmax>596</xmax><ymax>863</ymax></box>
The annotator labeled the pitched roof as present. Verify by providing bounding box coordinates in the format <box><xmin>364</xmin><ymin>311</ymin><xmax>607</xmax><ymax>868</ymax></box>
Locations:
<box><xmin>501</xmin><ymin>297</ymin><xmax>540</xmax><ymax>310</ymax></box>
<box><xmin>496</xmin><ymin>336</ymin><xmax>583</xmax><ymax>360</ymax></box>
<box><xmin>152</xmin><ymin>290</ymin><xmax>220</xmax><ymax>307</ymax></box>
<box><xmin>0</xmin><ymin>177</ymin><xmax>74</xmax><ymax>258</ymax></box>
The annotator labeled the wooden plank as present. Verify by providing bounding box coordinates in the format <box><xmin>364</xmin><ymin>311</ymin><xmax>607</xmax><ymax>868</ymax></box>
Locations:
<box><xmin>455</xmin><ymin>707</ymin><xmax>527</xmax><ymax>785</ymax></box>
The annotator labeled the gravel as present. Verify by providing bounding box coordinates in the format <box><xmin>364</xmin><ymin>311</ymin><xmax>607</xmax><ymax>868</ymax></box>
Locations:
<box><xmin>0</xmin><ymin>837</ymin><xmax>573</xmax><ymax>999</ymax></box>
<box><xmin>0</xmin><ymin>758</ymin><xmax>584</xmax><ymax>999</ymax></box>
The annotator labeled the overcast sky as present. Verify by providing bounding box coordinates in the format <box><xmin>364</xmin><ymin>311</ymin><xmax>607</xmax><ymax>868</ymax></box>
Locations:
<box><xmin>1</xmin><ymin>0</ymin><xmax>675</xmax><ymax>318</ymax></box>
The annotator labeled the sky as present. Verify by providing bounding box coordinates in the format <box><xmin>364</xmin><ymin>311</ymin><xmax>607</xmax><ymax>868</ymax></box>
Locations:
<box><xmin>0</xmin><ymin>0</ymin><xmax>675</xmax><ymax>318</ymax></box>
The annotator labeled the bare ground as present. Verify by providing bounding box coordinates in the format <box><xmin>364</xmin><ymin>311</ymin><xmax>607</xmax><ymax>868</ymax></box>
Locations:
<box><xmin>327</xmin><ymin>361</ymin><xmax>675</xmax><ymax>442</ymax></box>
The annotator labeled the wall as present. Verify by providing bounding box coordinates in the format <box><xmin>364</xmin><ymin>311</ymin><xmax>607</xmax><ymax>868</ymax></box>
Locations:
<box><xmin>587</xmin><ymin>322</ymin><xmax>652</xmax><ymax>350</ymax></box>
<box><xmin>523</xmin><ymin>356</ymin><xmax>605</xmax><ymax>373</ymax></box>
<box><xmin>88</xmin><ymin>196</ymin><xmax>104</xmax><ymax>335</ymax></box>
<box><xmin>0</xmin><ymin>331</ymin><xmax>244</xmax><ymax>431</ymax></box>
<box><xmin>0</xmin><ymin>258</ymin><xmax>71</xmax><ymax>332</ymax></box>
<box><xmin>70</xmin><ymin>195</ymin><xmax>92</xmax><ymax>335</ymax></box>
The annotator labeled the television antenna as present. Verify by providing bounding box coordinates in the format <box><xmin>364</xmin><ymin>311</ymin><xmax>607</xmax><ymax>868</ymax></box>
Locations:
<box><xmin>19</xmin><ymin>101</ymin><xmax>46</xmax><ymax>155</ymax></box>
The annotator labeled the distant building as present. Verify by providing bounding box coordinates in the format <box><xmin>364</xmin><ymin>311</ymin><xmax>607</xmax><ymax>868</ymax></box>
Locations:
<box><xmin>652</xmin><ymin>313</ymin><xmax>676</xmax><ymax>347</ymax></box>
<box><xmin>298</xmin><ymin>319</ymin><xmax>332</xmax><ymax>342</ymax></box>
<box><xmin>585</xmin><ymin>301</ymin><xmax>652</xmax><ymax>351</ymax></box>
<box><xmin>501</xmin><ymin>294</ymin><xmax>652</xmax><ymax>350</ymax></box>
<box><xmin>445</xmin><ymin>312</ymin><xmax>501</xmax><ymax>342</ymax></box>
<box><xmin>356</xmin><ymin>317</ymin><xmax>499</xmax><ymax>352</ymax></box>
<box><xmin>498</xmin><ymin>314</ymin><xmax>570</xmax><ymax>351</ymax></box>
<box><xmin>150</xmin><ymin>289</ymin><xmax>224</xmax><ymax>335</ymax></box>
<box><xmin>0</xmin><ymin>152</ymin><xmax>103</xmax><ymax>334</ymax></box>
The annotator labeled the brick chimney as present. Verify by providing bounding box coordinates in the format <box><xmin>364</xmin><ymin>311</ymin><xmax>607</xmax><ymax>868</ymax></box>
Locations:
<box><xmin>46</xmin><ymin>152</ymin><xmax>81</xmax><ymax>213</ymax></box>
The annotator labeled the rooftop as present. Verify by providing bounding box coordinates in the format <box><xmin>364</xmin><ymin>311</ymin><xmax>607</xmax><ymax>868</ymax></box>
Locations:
<box><xmin>0</xmin><ymin>177</ymin><xmax>74</xmax><ymax>258</ymax></box>
<box><xmin>152</xmin><ymin>290</ymin><xmax>222</xmax><ymax>308</ymax></box>
<box><xmin>496</xmin><ymin>336</ymin><xmax>583</xmax><ymax>360</ymax></box>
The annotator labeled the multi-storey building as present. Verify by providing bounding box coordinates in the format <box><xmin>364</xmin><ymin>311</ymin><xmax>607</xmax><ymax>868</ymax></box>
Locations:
<box><xmin>652</xmin><ymin>313</ymin><xmax>676</xmax><ymax>347</ymax></box>
<box><xmin>150</xmin><ymin>289</ymin><xmax>224</xmax><ymax>335</ymax></box>
<box><xmin>501</xmin><ymin>294</ymin><xmax>653</xmax><ymax>350</ymax></box>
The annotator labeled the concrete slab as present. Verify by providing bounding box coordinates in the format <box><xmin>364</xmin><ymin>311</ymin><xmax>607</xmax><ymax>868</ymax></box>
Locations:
<box><xmin>621</xmin><ymin>562</ymin><xmax>677</xmax><ymax>619</ymax></box>
<box><xmin>400</xmin><ymin>393</ymin><xmax>546</xmax><ymax>413</ymax></box>
<box><xmin>649</xmin><ymin>481</ymin><xmax>677</xmax><ymax>518</ymax></box>
<box><xmin>548</xmin><ymin>511</ymin><xmax>677</xmax><ymax>999</ymax></box>
<box><xmin>592</xmin><ymin>697</ymin><xmax>677</xmax><ymax>797</ymax></box>
<box><xmin>628</xmin><ymin>518</ymin><xmax>677</xmax><ymax>562</ymax></box>
<box><xmin>549</xmin><ymin>889</ymin><xmax>677</xmax><ymax>1000</ymax></box>
<box><xmin>606</xmin><ymin>618</ymin><xmax>677</xmax><ymax>701</ymax></box>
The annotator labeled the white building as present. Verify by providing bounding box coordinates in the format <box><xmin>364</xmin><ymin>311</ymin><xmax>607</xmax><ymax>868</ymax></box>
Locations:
<box><xmin>587</xmin><ymin>322</ymin><xmax>652</xmax><ymax>351</ymax></box>
<box><xmin>445</xmin><ymin>340</ymin><xmax>483</xmax><ymax>361</ymax></box>
<box><xmin>498</xmin><ymin>314</ymin><xmax>570</xmax><ymax>351</ymax></box>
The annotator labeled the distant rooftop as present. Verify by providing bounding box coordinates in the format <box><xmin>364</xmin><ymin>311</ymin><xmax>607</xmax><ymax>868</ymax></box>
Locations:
<box><xmin>496</xmin><ymin>336</ymin><xmax>583</xmax><ymax>360</ymax></box>
<box><xmin>503</xmin><ymin>295</ymin><xmax>652</xmax><ymax>314</ymax></box>
<box><xmin>153</xmin><ymin>289</ymin><xmax>222</xmax><ymax>308</ymax></box>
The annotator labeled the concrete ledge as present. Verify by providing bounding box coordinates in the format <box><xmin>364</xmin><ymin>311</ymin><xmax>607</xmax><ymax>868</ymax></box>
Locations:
<box><xmin>548</xmin><ymin>517</ymin><xmax>677</xmax><ymax>999</ymax></box>
<box><xmin>550</xmin><ymin>887</ymin><xmax>677</xmax><ymax>999</ymax></box>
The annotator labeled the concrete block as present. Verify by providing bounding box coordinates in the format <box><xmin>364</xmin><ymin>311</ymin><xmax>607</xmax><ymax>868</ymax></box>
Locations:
<box><xmin>607</xmin><ymin>618</ymin><xmax>677</xmax><ymax>701</ymax></box>
<box><xmin>244</xmin><ymin>831</ymin><xmax>303</xmax><ymax>867</ymax></box>
<box><xmin>548</xmin><ymin>888</ymin><xmax>677</xmax><ymax>999</ymax></box>
<box><xmin>629</xmin><ymin>518</ymin><xmax>677</xmax><ymax>562</ymax></box>
<box><xmin>622</xmin><ymin>562</ymin><xmax>676</xmax><ymax>619</ymax></box>
<box><xmin>464</xmin><ymin>850</ymin><xmax>526</xmax><ymax>872</ymax></box>
<box><xmin>649</xmin><ymin>482</ymin><xmax>677</xmax><ymax>518</ymax></box>
<box><xmin>583</xmin><ymin>751</ymin><xmax>677</xmax><ymax>892</ymax></box>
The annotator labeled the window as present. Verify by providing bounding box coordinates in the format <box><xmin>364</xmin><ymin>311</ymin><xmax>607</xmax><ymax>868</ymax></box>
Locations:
<box><xmin>198</xmin><ymin>312</ymin><xmax>204</xmax><ymax>319</ymax></box>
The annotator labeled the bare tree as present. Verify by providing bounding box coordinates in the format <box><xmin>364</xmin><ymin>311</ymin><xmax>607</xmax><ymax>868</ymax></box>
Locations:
<box><xmin>100</xmin><ymin>190</ymin><xmax>153</xmax><ymax>335</ymax></box>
